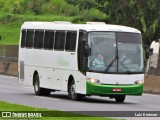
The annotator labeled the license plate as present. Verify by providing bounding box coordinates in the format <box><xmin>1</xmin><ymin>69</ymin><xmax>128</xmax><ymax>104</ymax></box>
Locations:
<box><xmin>112</xmin><ymin>88</ymin><xmax>122</xmax><ymax>92</ymax></box>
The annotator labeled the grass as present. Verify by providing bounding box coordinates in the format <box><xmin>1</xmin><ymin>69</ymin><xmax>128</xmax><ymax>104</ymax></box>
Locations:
<box><xmin>0</xmin><ymin>12</ymin><xmax>75</xmax><ymax>45</ymax></box>
<box><xmin>0</xmin><ymin>101</ymin><xmax>116</xmax><ymax>120</ymax></box>
<box><xmin>0</xmin><ymin>23</ymin><xmax>20</xmax><ymax>45</ymax></box>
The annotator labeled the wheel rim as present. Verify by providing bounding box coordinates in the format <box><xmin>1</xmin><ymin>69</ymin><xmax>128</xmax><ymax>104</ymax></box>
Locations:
<box><xmin>34</xmin><ymin>80</ymin><xmax>39</xmax><ymax>92</ymax></box>
<box><xmin>71</xmin><ymin>84</ymin><xmax>75</xmax><ymax>99</ymax></box>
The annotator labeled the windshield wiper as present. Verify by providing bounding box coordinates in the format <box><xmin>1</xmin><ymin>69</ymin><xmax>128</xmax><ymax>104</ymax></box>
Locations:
<box><xmin>118</xmin><ymin>57</ymin><xmax>131</xmax><ymax>73</ymax></box>
<box><xmin>105</xmin><ymin>56</ymin><xmax>118</xmax><ymax>72</ymax></box>
<box><xmin>105</xmin><ymin>56</ymin><xmax>132</xmax><ymax>73</ymax></box>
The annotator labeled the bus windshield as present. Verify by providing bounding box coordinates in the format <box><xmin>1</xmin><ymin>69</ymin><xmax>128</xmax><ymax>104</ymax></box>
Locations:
<box><xmin>87</xmin><ymin>32</ymin><xmax>144</xmax><ymax>74</ymax></box>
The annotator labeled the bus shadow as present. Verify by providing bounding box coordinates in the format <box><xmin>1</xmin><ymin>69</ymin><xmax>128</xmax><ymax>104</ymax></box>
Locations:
<box><xmin>49</xmin><ymin>93</ymin><xmax>137</xmax><ymax>105</ymax></box>
<box><xmin>82</xmin><ymin>97</ymin><xmax>138</xmax><ymax>105</ymax></box>
<box><xmin>50</xmin><ymin>94</ymin><xmax>70</xmax><ymax>100</ymax></box>
<box><xmin>49</xmin><ymin>93</ymin><xmax>112</xmax><ymax>103</ymax></box>
<box><xmin>21</xmin><ymin>92</ymin><xmax>138</xmax><ymax>105</ymax></box>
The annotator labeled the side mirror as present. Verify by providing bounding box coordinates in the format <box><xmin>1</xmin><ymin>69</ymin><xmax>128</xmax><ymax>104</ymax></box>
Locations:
<box><xmin>82</xmin><ymin>37</ymin><xmax>87</xmax><ymax>42</ymax></box>
<box><xmin>144</xmin><ymin>45</ymin><xmax>149</xmax><ymax>60</ymax></box>
<box><xmin>155</xmin><ymin>39</ymin><xmax>159</xmax><ymax>42</ymax></box>
<box><xmin>144</xmin><ymin>45</ymin><xmax>148</xmax><ymax>49</ymax></box>
<box><xmin>84</xmin><ymin>45</ymin><xmax>90</xmax><ymax>57</ymax></box>
<box><xmin>82</xmin><ymin>31</ymin><xmax>87</xmax><ymax>42</ymax></box>
<box><xmin>145</xmin><ymin>48</ymin><xmax>153</xmax><ymax>60</ymax></box>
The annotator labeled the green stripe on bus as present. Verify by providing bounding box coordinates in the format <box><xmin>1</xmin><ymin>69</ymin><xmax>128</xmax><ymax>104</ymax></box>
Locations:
<box><xmin>86</xmin><ymin>82</ymin><xmax>143</xmax><ymax>96</ymax></box>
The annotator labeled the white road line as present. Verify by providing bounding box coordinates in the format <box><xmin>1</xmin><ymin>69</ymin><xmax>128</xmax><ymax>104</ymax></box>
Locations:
<box><xmin>125</xmin><ymin>100</ymin><xmax>139</xmax><ymax>103</ymax></box>
<box><xmin>0</xmin><ymin>75</ymin><xmax>17</xmax><ymax>78</ymax></box>
<box><xmin>33</xmin><ymin>96</ymin><xmax>60</xmax><ymax>100</ymax></box>
<box><xmin>143</xmin><ymin>93</ymin><xmax>160</xmax><ymax>97</ymax></box>
<box><xmin>21</xmin><ymin>86</ymin><xmax>34</xmax><ymax>90</ymax></box>
<box><xmin>0</xmin><ymin>89</ymin><xmax>20</xmax><ymax>93</ymax></box>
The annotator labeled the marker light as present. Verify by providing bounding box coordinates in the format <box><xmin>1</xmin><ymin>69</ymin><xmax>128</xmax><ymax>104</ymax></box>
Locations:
<box><xmin>87</xmin><ymin>78</ymin><xmax>100</xmax><ymax>84</ymax></box>
<box><xmin>134</xmin><ymin>80</ymin><xmax>144</xmax><ymax>85</ymax></box>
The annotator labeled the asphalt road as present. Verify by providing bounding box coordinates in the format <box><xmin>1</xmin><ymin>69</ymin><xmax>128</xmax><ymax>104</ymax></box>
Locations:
<box><xmin>0</xmin><ymin>75</ymin><xmax>160</xmax><ymax>119</ymax></box>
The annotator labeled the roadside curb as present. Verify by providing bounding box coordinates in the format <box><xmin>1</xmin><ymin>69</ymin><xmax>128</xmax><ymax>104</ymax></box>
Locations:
<box><xmin>144</xmin><ymin>75</ymin><xmax>160</xmax><ymax>94</ymax></box>
<box><xmin>0</xmin><ymin>61</ymin><xmax>18</xmax><ymax>76</ymax></box>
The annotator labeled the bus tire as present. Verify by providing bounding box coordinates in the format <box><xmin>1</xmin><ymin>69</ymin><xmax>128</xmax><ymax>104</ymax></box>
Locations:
<box><xmin>68</xmin><ymin>81</ymin><xmax>82</xmax><ymax>101</ymax></box>
<box><xmin>115</xmin><ymin>95</ymin><xmax>126</xmax><ymax>103</ymax></box>
<box><xmin>34</xmin><ymin>74</ymin><xmax>51</xmax><ymax>96</ymax></box>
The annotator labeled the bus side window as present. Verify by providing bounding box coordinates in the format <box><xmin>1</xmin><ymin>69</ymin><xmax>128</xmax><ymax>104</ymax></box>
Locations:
<box><xmin>21</xmin><ymin>30</ymin><xmax>27</xmax><ymax>48</ymax></box>
<box><xmin>34</xmin><ymin>30</ymin><xmax>44</xmax><ymax>49</ymax></box>
<box><xmin>26</xmin><ymin>30</ymin><xmax>34</xmax><ymax>48</ymax></box>
<box><xmin>65</xmin><ymin>31</ymin><xmax>77</xmax><ymax>51</ymax></box>
<box><xmin>44</xmin><ymin>31</ymin><xmax>54</xmax><ymax>50</ymax></box>
<box><xmin>54</xmin><ymin>31</ymin><xmax>65</xmax><ymax>51</ymax></box>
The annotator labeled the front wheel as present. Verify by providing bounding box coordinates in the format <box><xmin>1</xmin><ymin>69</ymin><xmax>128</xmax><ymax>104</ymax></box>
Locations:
<box><xmin>68</xmin><ymin>81</ymin><xmax>83</xmax><ymax>101</ymax></box>
<box><xmin>115</xmin><ymin>95</ymin><xmax>126</xmax><ymax>103</ymax></box>
<box><xmin>34</xmin><ymin>74</ymin><xmax>51</xmax><ymax>96</ymax></box>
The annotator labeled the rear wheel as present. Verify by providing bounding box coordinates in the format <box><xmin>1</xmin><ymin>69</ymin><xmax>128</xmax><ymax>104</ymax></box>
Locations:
<box><xmin>34</xmin><ymin>74</ymin><xmax>51</xmax><ymax>96</ymax></box>
<box><xmin>68</xmin><ymin>81</ymin><xmax>83</xmax><ymax>101</ymax></box>
<box><xmin>115</xmin><ymin>95</ymin><xmax>126</xmax><ymax>103</ymax></box>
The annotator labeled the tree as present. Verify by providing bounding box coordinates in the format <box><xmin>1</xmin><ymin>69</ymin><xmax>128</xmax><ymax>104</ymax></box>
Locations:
<box><xmin>32</xmin><ymin>0</ymin><xmax>41</xmax><ymax>15</ymax></box>
<box><xmin>66</xmin><ymin>0</ymin><xmax>160</xmax><ymax>45</ymax></box>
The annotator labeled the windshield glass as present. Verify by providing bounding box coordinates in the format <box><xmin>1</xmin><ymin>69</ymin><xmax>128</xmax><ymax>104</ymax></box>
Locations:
<box><xmin>87</xmin><ymin>32</ymin><xmax>144</xmax><ymax>74</ymax></box>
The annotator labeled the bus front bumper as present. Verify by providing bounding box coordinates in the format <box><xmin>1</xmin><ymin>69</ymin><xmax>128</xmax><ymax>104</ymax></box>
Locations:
<box><xmin>86</xmin><ymin>82</ymin><xmax>143</xmax><ymax>96</ymax></box>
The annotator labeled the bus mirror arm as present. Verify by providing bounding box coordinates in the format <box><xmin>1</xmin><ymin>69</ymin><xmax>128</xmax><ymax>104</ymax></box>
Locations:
<box><xmin>149</xmin><ymin>48</ymin><xmax>153</xmax><ymax>55</ymax></box>
<box><xmin>145</xmin><ymin>48</ymin><xmax>153</xmax><ymax>60</ymax></box>
<box><xmin>144</xmin><ymin>45</ymin><xmax>148</xmax><ymax>49</ymax></box>
<box><xmin>145</xmin><ymin>47</ymin><xmax>149</xmax><ymax>60</ymax></box>
<box><xmin>144</xmin><ymin>45</ymin><xmax>153</xmax><ymax>60</ymax></box>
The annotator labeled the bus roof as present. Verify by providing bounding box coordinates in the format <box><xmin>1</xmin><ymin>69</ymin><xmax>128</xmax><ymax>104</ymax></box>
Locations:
<box><xmin>21</xmin><ymin>22</ymin><xmax>141</xmax><ymax>33</ymax></box>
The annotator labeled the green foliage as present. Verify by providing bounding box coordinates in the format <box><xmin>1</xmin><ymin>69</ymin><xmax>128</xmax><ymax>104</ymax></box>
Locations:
<box><xmin>65</xmin><ymin>0</ymin><xmax>98</xmax><ymax>9</ymax></box>
<box><xmin>32</xmin><ymin>0</ymin><xmax>42</xmax><ymax>15</ymax></box>
<box><xmin>65</xmin><ymin>0</ymin><xmax>160</xmax><ymax>45</ymax></box>
<box><xmin>141</xmin><ymin>16</ymin><xmax>147</xmax><ymax>33</ymax></box>
<box><xmin>0</xmin><ymin>0</ymin><xmax>77</xmax><ymax>15</ymax></box>
<box><xmin>82</xmin><ymin>8</ymin><xmax>107</xmax><ymax>21</ymax></box>
<box><xmin>65</xmin><ymin>0</ymin><xmax>107</xmax><ymax>22</ymax></box>
<box><xmin>0</xmin><ymin>0</ymin><xmax>160</xmax><ymax>45</ymax></box>
<box><xmin>0</xmin><ymin>12</ymin><xmax>74</xmax><ymax>45</ymax></box>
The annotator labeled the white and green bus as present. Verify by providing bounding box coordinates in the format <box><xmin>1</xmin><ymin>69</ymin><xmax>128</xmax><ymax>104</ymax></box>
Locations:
<box><xmin>19</xmin><ymin>21</ymin><xmax>144</xmax><ymax>102</ymax></box>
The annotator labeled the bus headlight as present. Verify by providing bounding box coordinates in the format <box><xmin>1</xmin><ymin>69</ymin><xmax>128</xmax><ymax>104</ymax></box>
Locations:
<box><xmin>134</xmin><ymin>80</ymin><xmax>143</xmax><ymax>85</ymax></box>
<box><xmin>87</xmin><ymin>78</ymin><xmax>100</xmax><ymax>84</ymax></box>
